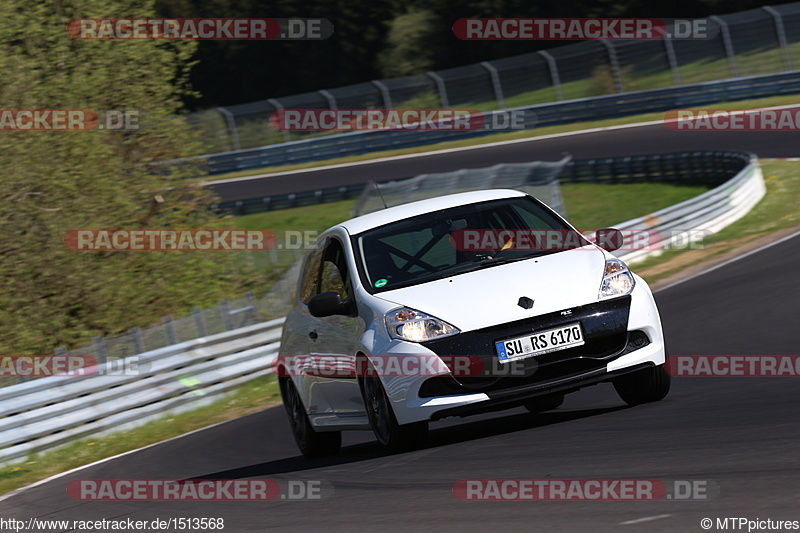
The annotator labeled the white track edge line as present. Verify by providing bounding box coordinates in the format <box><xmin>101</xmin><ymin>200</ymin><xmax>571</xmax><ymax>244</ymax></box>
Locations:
<box><xmin>0</xmin><ymin>406</ymin><xmax>280</xmax><ymax>503</ymax></box>
<box><xmin>654</xmin><ymin>228</ymin><xmax>800</xmax><ymax>294</ymax></box>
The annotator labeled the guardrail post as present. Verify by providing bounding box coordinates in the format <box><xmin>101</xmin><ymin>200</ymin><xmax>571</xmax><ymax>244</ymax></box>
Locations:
<box><xmin>129</xmin><ymin>327</ymin><xmax>145</xmax><ymax>354</ymax></box>
<box><xmin>267</xmin><ymin>98</ymin><xmax>291</xmax><ymax>142</ymax></box>
<box><xmin>538</xmin><ymin>51</ymin><xmax>563</xmax><ymax>101</ymax></box>
<box><xmin>93</xmin><ymin>336</ymin><xmax>107</xmax><ymax>365</ymax></box>
<box><xmin>192</xmin><ymin>307</ymin><xmax>207</xmax><ymax>337</ymax></box>
<box><xmin>319</xmin><ymin>90</ymin><xmax>337</xmax><ymax>110</ymax></box>
<box><xmin>481</xmin><ymin>61</ymin><xmax>506</xmax><ymax>109</ymax></box>
<box><xmin>162</xmin><ymin>316</ymin><xmax>178</xmax><ymax>345</ymax></box>
<box><xmin>710</xmin><ymin>16</ymin><xmax>739</xmax><ymax>77</ymax></box>
<box><xmin>600</xmin><ymin>41</ymin><xmax>624</xmax><ymax>93</ymax></box>
<box><xmin>663</xmin><ymin>33</ymin><xmax>682</xmax><ymax>85</ymax></box>
<box><xmin>372</xmin><ymin>80</ymin><xmax>392</xmax><ymax>108</ymax></box>
<box><xmin>216</xmin><ymin>107</ymin><xmax>242</xmax><ymax>152</ymax></box>
<box><xmin>427</xmin><ymin>71</ymin><xmax>450</xmax><ymax>108</ymax></box>
<box><xmin>763</xmin><ymin>6</ymin><xmax>793</xmax><ymax>71</ymax></box>
<box><xmin>246</xmin><ymin>291</ymin><xmax>257</xmax><ymax>324</ymax></box>
<box><xmin>220</xmin><ymin>299</ymin><xmax>234</xmax><ymax>331</ymax></box>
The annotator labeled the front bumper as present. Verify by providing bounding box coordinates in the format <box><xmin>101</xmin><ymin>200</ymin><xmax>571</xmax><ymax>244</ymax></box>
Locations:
<box><xmin>428</xmin><ymin>362</ymin><xmax>654</xmax><ymax>421</ymax></box>
<box><xmin>383</xmin><ymin>279</ymin><xmax>665</xmax><ymax>425</ymax></box>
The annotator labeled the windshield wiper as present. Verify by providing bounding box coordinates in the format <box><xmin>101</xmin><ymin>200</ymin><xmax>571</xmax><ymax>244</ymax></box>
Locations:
<box><xmin>458</xmin><ymin>254</ymin><xmax>544</xmax><ymax>273</ymax></box>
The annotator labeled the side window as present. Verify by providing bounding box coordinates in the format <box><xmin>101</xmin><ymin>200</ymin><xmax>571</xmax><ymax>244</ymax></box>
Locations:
<box><xmin>319</xmin><ymin>238</ymin><xmax>352</xmax><ymax>300</ymax></box>
<box><xmin>298</xmin><ymin>245</ymin><xmax>323</xmax><ymax>304</ymax></box>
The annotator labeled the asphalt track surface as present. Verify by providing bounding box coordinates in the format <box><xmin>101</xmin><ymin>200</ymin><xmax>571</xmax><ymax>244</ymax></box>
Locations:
<box><xmin>2</xmin><ymin>232</ymin><xmax>799</xmax><ymax>532</ymax></box>
<box><xmin>209</xmin><ymin>124</ymin><xmax>800</xmax><ymax>202</ymax></box>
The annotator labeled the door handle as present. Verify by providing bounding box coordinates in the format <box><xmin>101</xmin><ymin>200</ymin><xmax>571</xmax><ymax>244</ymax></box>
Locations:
<box><xmin>308</xmin><ymin>330</ymin><xmax>318</xmax><ymax>339</ymax></box>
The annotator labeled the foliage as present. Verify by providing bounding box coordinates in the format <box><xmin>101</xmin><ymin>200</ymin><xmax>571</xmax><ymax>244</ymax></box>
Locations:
<box><xmin>0</xmin><ymin>0</ymin><xmax>259</xmax><ymax>354</ymax></box>
<box><xmin>377</xmin><ymin>9</ymin><xmax>439</xmax><ymax>78</ymax></box>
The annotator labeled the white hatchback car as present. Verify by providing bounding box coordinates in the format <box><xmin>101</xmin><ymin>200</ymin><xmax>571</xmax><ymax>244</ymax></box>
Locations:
<box><xmin>277</xmin><ymin>189</ymin><xmax>670</xmax><ymax>457</ymax></box>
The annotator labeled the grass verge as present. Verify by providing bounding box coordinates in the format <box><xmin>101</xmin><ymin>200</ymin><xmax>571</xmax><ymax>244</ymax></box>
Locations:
<box><xmin>234</xmin><ymin>182</ymin><xmax>711</xmax><ymax>235</ymax></box>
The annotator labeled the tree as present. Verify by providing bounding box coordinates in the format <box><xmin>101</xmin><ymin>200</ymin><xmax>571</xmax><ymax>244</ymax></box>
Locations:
<box><xmin>377</xmin><ymin>8</ymin><xmax>440</xmax><ymax>78</ymax></box>
<box><xmin>0</xmin><ymin>0</ymin><xmax>249</xmax><ymax>354</ymax></box>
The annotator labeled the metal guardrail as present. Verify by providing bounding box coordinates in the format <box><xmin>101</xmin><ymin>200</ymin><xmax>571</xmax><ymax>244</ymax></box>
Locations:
<box><xmin>201</xmin><ymin>69</ymin><xmax>800</xmax><ymax>182</ymax></box>
<box><xmin>0</xmin><ymin>319</ymin><xmax>285</xmax><ymax>465</ymax></box>
<box><xmin>609</xmin><ymin>154</ymin><xmax>765</xmax><ymax>264</ymax></box>
<box><xmin>0</xmin><ymin>151</ymin><xmax>763</xmax><ymax>465</ymax></box>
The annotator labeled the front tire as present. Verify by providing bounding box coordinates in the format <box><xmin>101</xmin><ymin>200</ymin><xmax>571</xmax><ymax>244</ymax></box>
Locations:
<box><xmin>613</xmin><ymin>364</ymin><xmax>671</xmax><ymax>406</ymax></box>
<box><xmin>361</xmin><ymin>373</ymin><xmax>428</xmax><ymax>453</ymax></box>
<box><xmin>280</xmin><ymin>378</ymin><xmax>341</xmax><ymax>458</ymax></box>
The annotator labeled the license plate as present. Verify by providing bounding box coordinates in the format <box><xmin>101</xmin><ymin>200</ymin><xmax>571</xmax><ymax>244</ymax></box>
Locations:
<box><xmin>495</xmin><ymin>323</ymin><xmax>585</xmax><ymax>362</ymax></box>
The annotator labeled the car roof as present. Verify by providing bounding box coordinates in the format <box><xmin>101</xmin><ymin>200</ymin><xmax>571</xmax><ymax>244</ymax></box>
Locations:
<box><xmin>339</xmin><ymin>189</ymin><xmax>528</xmax><ymax>235</ymax></box>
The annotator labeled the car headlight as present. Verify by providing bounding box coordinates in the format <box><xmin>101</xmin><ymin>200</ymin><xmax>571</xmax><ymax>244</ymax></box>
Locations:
<box><xmin>385</xmin><ymin>308</ymin><xmax>460</xmax><ymax>342</ymax></box>
<box><xmin>599</xmin><ymin>258</ymin><xmax>635</xmax><ymax>300</ymax></box>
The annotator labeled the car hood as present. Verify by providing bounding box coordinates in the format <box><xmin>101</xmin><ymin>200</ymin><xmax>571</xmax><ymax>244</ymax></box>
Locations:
<box><xmin>373</xmin><ymin>246</ymin><xmax>608</xmax><ymax>333</ymax></box>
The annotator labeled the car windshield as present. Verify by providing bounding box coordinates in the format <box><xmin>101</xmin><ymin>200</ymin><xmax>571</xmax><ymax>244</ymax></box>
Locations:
<box><xmin>353</xmin><ymin>196</ymin><xmax>589</xmax><ymax>293</ymax></box>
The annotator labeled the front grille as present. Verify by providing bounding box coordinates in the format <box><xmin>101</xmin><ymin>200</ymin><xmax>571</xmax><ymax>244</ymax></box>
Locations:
<box><xmin>419</xmin><ymin>329</ymin><xmax>650</xmax><ymax>398</ymax></box>
<box><xmin>417</xmin><ymin>296</ymin><xmax>645</xmax><ymax>398</ymax></box>
<box><xmin>421</xmin><ymin>295</ymin><xmax>631</xmax><ymax>384</ymax></box>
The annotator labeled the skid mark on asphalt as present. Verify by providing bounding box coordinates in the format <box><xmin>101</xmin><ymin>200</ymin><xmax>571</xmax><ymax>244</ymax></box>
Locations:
<box><xmin>620</xmin><ymin>514</ymin><xmax>672</xmax><ymax>525</ymax></box>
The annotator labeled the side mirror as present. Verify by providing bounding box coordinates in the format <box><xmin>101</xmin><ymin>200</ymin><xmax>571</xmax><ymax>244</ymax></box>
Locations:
<box><xmin>595</xmin><ymin>228</ymin><xmax>624</xmax><ymax>252</ymax></box>
<box><xmin>308</xmin><ymin>291</ymin><xmax>354</xmax><ymax>318</ymax></box>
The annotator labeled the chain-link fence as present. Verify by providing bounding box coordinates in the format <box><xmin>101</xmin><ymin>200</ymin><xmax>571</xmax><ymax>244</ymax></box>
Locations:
<box><xmin>0</xmin><ymin>257</ymin><xmax>303</xmax><ymax>388</ymax></box>
<box><xmin>185</xmin><ymin>3</ymin><xmax>800</xmax><ymax>154</ymax></box>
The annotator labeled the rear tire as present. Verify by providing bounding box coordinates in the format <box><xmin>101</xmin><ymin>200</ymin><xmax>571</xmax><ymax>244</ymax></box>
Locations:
<box><xmin>613</xmin><ymin>364</ymin><xmax>671</xmax><ymax>406</ymax></box>
<box><xmin>280</xmin><ymin>378</ymin><xmax>341</xmax><ymax>458</ymax></box>
<box><xmin>523</xmin><ymin>393</ymin><xmax>565</xmax><ymax>413</ymax></box>
<box><xmin>361</xmin><ymin>373</ymin><xmax>428</xmax><ymax>453</ymax></box>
